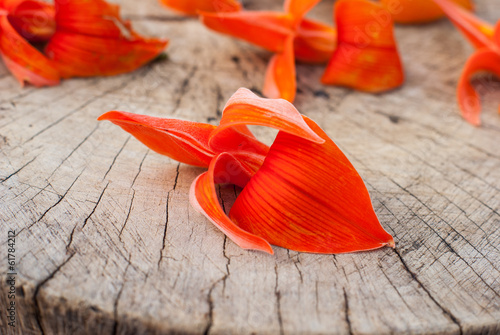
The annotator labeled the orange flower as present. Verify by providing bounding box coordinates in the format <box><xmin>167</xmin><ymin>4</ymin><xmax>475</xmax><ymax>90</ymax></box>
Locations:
<box><xmin>45</xmin><ymin>0</ymin><xmax>168</xmax><ymax>78</ymax></box>
<box><xmin>434</xmin><ymin>0</ymin><xmax>500</xmax><ymax>126</ymax></box>
<box><xmin>159</xmin><ymin>0</ymin><xmax>241</xmax><ymax>16</ymax></box>
<box><xmin>0</xmin><ymin>0</ymin><xmax>59</xmax><ymax>86</ymax></box>
<box><xmin>321</xmin><ymin>0</ymin><xmax>404</xmax><ymax>93</ymax></box>
<box><xmin>380</xmin><ymin>0</ymin><xmax>473</xmax><ymax>24</ymax></box>
<box><xmin>98</xmin><ymin>88</ymin><xmax>395</xmax><ymax>254</ymax></box>
<box><xmin>201</xmin><ymin>0</ymin><xmax>403</xmax><ymax>101</ymax></box>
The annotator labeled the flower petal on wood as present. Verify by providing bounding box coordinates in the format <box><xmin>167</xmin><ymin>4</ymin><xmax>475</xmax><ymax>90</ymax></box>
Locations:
<box><xmin>0</xmin><ymin>15</ymin><xmax>59</xmax><ymax>86</ymax></box>
<box><xmin>457</xmin><ymin>49</ymin><xmax>500</xmax><ymax>126</ymax></box>
<box><xmin>210</xmin><ymin>88</ymin><xmax>324</xmax><ymax>145</ymax></box>
<box><xmin>229</xmin><ymin>115</ymin><xmax>395</xmax><ymax>254</ymax></box>
<box><xmin>321</xmin><ymin>0</ymin><xmax>404</xmax><ymax>93</ymax></box>
<box><xmin>45</xmin><ymin>32</ymin><xmax>167</xmax><ymax>78</ymax></box>
<box><xmin>283</xmin><ymin>0</ymin><xmax>320</xmax><ymax>25</ymax></box>
<box><xmin>190</xmin><ymin>153</ymin><xmax>274</xmax><ymax>253</ymax></box>
<box><xmin>200</xmin><ymin>11</ymin><xmax>293</xmax><ymax>53</ymax></box>
<box><xmin>98</xmin><ymin>111</ymin><xmax>216</xmax><ymax>167</ymax></box>
<box><xmin>263</xmin><ymin>35</ymin><xmax>296</xmax><ymax>102</ymax></box>
<box><xmin>159</xmin><ymin>0</ymin><xmax>241</xmax><ymax>16</ymax></box>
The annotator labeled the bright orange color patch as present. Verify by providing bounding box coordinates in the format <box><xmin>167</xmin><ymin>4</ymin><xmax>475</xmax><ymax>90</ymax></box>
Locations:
<box><xmin>321</xmin><ymin>0</ymin><xmax>404</xmax><ymax>93</ymax></box>
<box><xmin>99</xmin><ymin>88</ymin><xmax>395</xmax><ymax>254</ymax></box>
<box><xmin>434</xmin><ymin>0</ymin><xmax>500</xmax><ymax>126</ymax></box>
<box><xmin>45</xmin><ymin>0</ymin><xmax>167</xmax><ymax>79</ymax></box>
<box><xmin>159</xmin><ymin>0</ymin><xmax>241</xmax><ymax>16</ymax></box>
<box><xmin>380</xmin><ymin>0</ymin><xmax>473</xmax><ymax>24</ymax></box>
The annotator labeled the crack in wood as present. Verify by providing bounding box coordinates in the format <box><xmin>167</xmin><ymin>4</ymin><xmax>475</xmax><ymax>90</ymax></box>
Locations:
<box><xmin>343</xmin><ymin>288</ymin><xmax>353</xmax><ymax>335</ymax></box>
<box><xmin>0</xmin><ymin>155</ymin><xmax>38</xmax><ymax>183</ymax></box>
<box><xmin>82</xmin><ymin>182</ymin><xmax>109</xmax><ymax>230</ymax></box>
<box><xmin>275</xmin><ymin>264</ymin><xmax>284</xmax><ymax>335</ymax></box>
<box><xmin>102</xmin><ymin>137</ymin><xmax>131</xmax><ymax>182</ymax></box>
<box><xmin>33</xmin><ymin>253</ymin><xmax>75</xmax><ymax>335</ymax></box>
<box><xmin>393</xmin><ymin>248</ymin><xmax>463</xmax><ymax>335</ymax></box>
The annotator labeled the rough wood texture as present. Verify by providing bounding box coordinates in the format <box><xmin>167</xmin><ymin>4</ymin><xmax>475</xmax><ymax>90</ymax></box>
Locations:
<box><xmin>1</xmin><ymin>0</ymin><xmax>500</xmax><ymax>334</ymax></box>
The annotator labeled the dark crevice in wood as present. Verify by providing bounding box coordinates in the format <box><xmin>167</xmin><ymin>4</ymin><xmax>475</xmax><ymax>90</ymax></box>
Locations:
<box><xmin>287</xmin><ymin>250</ymin><xmax>303</xmax><ymax>284</ymax></box>
<box><xmin>203</xmin><ymin>279</ymin><xmax>221</xmax><ymax>335</ymax></box>
<box><xmin>173</xmin><ymin>66</ymin><xmax>197</xmax><ymax>113</ymax></box>
<box><xmin>23</xmin><ymin>169</ymin><xmax>84</xmax><ymax>233</ymax></box>
<box><xmin>0</xmin><ymin>155</ymin><xmax>38</xmax><ymax>183</ymax></box>
<box><xmin>82</xmin><ymin>182</ymin><xmax>109</xmax><ymax>230</ymax></box>
<box><xmin>112</xmin><ymin>253</ymin><xmax>131</xmax><ymax>335</ymax></box>
<box><xmin>158</xmin><ymin>191</ymin><xmax>171</xmax><ymax>268</ymax></box>
<box><xmin>131</xmin><ymin>150</ymin><xmax>148</xmax><ymax>188</ymax></box>
<box><xmin>119</xmin><ymin>190</ymin><xmax>135</xmax><ymax>240</ymax></box>
<box><xmin>275</xmin><ymin>264</ymin><xmax>284</xmax><ymax>335</ymax></box>
<box><xmin>33</xmin><ymin>253</ymin><xmax>75</xmax><ymax>335</ymax></box>
<box><xmin>102</xmin><ymin>137</ymin><xmax>131</xmax><ymax>182</ymax></box>
<box><xmin>343</xmin><ymin>288</ymin><xmax>353</xmax><ymax>335</ymax></box>
<box><xmin>172</xmin><ymin>163</ymin><xmax>180</xmax><ymax>191</ymax></box>
<box><xmin>393</xmin><ymin>248</ymin><xmax>463</xmax><ymax>335</ymax></box>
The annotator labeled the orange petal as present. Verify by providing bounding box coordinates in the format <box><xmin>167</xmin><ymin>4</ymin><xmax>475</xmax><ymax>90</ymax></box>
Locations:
<box><xmin>190</xmin><ymin>153</ymin><xmax>274</xmax><ymax>253</ymax></box>
<box><xmin>229</xmin><ymin>115</ymin><xmax>395</xmax><ymax>254</ymax></box>
<box><xmin>381</xmin><ymin>0</ymin><xmax>473</xmax><ymax>24</ymax></box>
<box><xmin>45</xmin><ymin>32</ymin><xmax>167</xmax><ymax>78</ymax></box>
<box><xmin>263</xmin><ymin>35</ymin><xmax>296</xmax><ymax>102</ymax></box>
<box><xmin>283</xmin><ymin>0</ymin><xmax>320</xmax><ymax>25</ymax></box>
<box><xmin>294</xmin><ymin>18</ymin><xmax>336</xmax><ymax>64</ymax></box>
<box><xmin>210</xmin><ymin>88</ymin><xmax>324</xmax><ymax>145</ymax></box>
<box><xmin>45</xmin><ymin>0</ymin><xmax>167</xmax><ymax>78</ymax></box>
<box><xmin>433</xmin><ymin>0</ymin><xmax>494</xmax><ymax>49</ymax></box>
<box><xmin>457</xmin><ymin>49</ymin><xmax>500</xmax><ymax>126</ymax></box>
<box><xmin>0</xmin><ymin>16</ymin><xmax>59</xmax><ymax>86</ymax></box>
<box><xmin>98</xmin><ymin>111</ymin><xmax>216</xmax><ymax>167</ymax></box>
<box><xmin>321</xmin><ymin>0</ymin><xmax>404</xmax><ymax>92</ymax></box>
<box><xmin>7</xmin><ymin>0</ymin><xmax>55</xmax><ymax>42</ymax></box>
<box><xmin>159</xmin><ymin>0</ymin><xmax>241</xmax><ymax>16</ymax></box>
<box><xmin>200</xmin><ymin>11</ymin><xmax>293</xmax><ymax>53</ymax></box>
<box><xmin>53</xmin><ymin>0</ymin><xmax>124</xmax><ymax>38</ymax></box>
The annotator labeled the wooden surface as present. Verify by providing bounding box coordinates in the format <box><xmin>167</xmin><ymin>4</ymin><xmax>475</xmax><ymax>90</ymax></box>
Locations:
<box><xmin>1</xmin><ymin>0</ymin><xmax>500</xmax><ymax>334</ymax></box>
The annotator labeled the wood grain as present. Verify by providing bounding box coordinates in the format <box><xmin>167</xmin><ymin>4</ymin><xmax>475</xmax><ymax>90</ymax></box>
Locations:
<box><xmin>1</xmin><ymin>0</ymin><xmax>499</xmax><ymax>334</ymax></box>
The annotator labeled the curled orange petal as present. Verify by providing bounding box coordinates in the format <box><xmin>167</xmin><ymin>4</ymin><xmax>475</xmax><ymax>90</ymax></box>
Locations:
<box><xmin>98</xmin><ymin>111</ymin><xmax>216</xmax><ymax>167</ymax></box>
<box><xmin>200</xmin><ymin>11</ymin><xmax>293</xmax><ymax>53</ymax></box>
<box><xmin>263</xmin><ymin>35</ymin><xmax>296</xmax><ymax>102</ymax></box>
<box><xmin>381</xmin><ymin>0</ymin><xmax>473</xmax><ymax>24</ymax></box>
<box><xmin>294</xmin><ymin>18</ymin><xmax>336</xmax><ymax>64</ymax></box>
<box><xmin>210</xmin><ymin>88</ymin><xmax>324</xmax><ymax>145</ymax></box>
<box><xmin>160</xmin><ymin>0</ymin><xmax>241</xmax><ymax>16</ymax></box>
<box><xmin>321</xmin><ymin>0</ymin><xmax>404</xmax><ymax>93</ymax></box>
<box><xmin>457</xmin><ymin>49</ymin><xmax>500</xmax><ymax>126</ymax></box>
<box><xmin>190</xmin><ymin>153</ymin><xmax>274</xmax><ymax>253</ymax></box>
<box><xmin>229</xmin><ymin>115</ymin><xmax>395</xmax><ymax>254</ymax></box>
<box><xmin>0</xmin><ymin>15</ymin><xmax>59</xmax><ymax>86</ymax></box>
<box><xmin>433</xmin><ymin>0</ymin><xmax>494</xmax><ymax>49</ymax></box>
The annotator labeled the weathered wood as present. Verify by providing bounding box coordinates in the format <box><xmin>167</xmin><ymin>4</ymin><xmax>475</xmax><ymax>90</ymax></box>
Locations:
<box><xmin>1</xmin><ymin>0</ymin><xmax>500</xmax><ymax>334</ymax></box>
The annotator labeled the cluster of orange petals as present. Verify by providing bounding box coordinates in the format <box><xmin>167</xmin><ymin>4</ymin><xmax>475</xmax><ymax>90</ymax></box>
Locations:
<box><xmin>0</xmin><ymin>0</ymin><xmax>167</xmax><ymax>86</ymax></box>
<box><xmin>196</xmin><ymin>0</ymin><xmax>404</xmax><ymax>102</ymax></box>
<box><xmin>99</xmin><ymin>88</ymin><xmax>395</xmax><ymax>254</ymax></box>
<box><xmin>434</xmin><ymin>0</ymin><xmax>500</xmax><ymax>126</ymax></box>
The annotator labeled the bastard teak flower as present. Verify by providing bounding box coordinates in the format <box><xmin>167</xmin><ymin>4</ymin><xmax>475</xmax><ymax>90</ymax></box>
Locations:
<box><xmin>434</xmin><ymin>0</ymin><xmax>500</xmax><ymax>126</ymax></box>
<box><xmin>159</xmin><ymin>0</ymin><xmax>241</xmax><ymax>16</ymax></box>
<box><xmin>0</xmin><ymin>0</ymin><xmax>167</xmax><ymax>86</ymax></box>
<box><xmin>98</xmin><ymin>88</ymin><xmax>395</xmax><ymax>254</ymax></box>
<box><xmin>200</xmin><ymin>0</ymin><xmax>403</xmax><ymax>102</ymax></box>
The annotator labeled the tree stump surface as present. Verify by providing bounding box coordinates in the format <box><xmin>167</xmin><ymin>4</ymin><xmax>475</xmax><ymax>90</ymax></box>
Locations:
<box><xmin>1</xmin><ymin>0</ymin><xmax>499</xmax><ymax>334</ymax></box>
